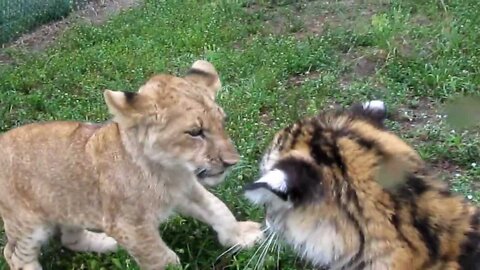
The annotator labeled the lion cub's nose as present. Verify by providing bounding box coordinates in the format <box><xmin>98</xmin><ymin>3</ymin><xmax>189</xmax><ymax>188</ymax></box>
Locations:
<box><xmin>221</xmin><ymin>152</ymin><xmax>240</xmax><ymax>167</ymax></box>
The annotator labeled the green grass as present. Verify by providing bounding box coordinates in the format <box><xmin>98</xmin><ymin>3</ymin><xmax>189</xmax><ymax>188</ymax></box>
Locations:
<box><xmin>0</xmin><ymin>0</ymin><xmax>479</xmax><ymax>269</ymax></box>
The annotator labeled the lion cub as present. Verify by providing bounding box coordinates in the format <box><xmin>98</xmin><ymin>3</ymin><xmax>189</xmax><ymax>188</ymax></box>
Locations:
<box><xmin>0</xmin><ymin>60</ymin><xmax>263</xmax><ymax>270</ymax></box>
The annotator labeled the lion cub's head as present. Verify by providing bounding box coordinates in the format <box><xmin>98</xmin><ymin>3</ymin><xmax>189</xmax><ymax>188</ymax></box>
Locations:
<box><xmin>103</xmin><ymin>60</ymin><xmax>239</xmax><ymax>186</ymax></box>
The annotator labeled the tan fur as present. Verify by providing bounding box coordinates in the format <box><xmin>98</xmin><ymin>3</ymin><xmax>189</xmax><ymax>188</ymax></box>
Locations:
<box><xmin>248</xmin><ymin>104</ymin><xmax>479</xmax><ymax>270</ymax></box>
<box><xmin>0</xmin><ymin>60</ymin><xmax>263</xmax><ymax>270</ymax></box>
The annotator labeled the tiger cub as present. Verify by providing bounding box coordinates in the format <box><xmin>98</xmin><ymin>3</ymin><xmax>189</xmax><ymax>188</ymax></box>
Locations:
<box><xmin>244</xmin><ymin>101</ymin><xmax>480</xmax><ymax>270</ymax></box>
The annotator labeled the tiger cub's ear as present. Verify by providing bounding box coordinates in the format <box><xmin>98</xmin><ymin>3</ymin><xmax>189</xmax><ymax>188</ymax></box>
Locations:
<box><xmin>350</xmin><ymin>100</ymin><xmax>387</xmax><ymax>128</ymax></box>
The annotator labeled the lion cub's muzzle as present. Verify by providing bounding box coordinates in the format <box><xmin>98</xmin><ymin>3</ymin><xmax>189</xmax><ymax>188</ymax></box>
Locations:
<box><xmin>196</xmin><ymin>168</ymin><xmax>225</xmax><ymax>179</ymax></box>
<box><xmin>194</xmin><ymin>155</ymin><xmax>239</xmax><ymax>186</ymax></box>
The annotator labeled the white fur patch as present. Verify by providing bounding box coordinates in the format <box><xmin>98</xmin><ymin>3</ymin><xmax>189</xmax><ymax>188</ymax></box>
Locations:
<box><xmin>245</xmin><ymin>187</ymin><xmax>277</xmax><ymax>205</ymax></box>
<box><xmin>31</xmin><ymin>226</ymin><xmax>53</xmax><ymax>244</ymax></box>
<box><xmin>245</xmin><ymin>169</ymin><xmax>288</xmax><ymax>205</ymax></box>
<box><xmin>362</xmin><ymin>100</ymin><xmax>385</xmax><ymax>112</ymax></box>
<box><xmin>257</xmin><ymin>169</ymin><xmax>287</xmax><ymax>192</ymax></box>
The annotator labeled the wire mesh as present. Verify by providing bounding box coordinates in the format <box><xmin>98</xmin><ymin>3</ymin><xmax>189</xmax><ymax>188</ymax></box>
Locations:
<box><xmin>0</xmin><ymin>0</ymin><xmax>90</xmax><ymax>44</ymax></box>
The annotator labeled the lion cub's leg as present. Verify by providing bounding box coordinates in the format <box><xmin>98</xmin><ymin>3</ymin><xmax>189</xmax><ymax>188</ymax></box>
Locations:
<box><xmin>3</xmin><ymin>234</ymin><xmax>16</xmax><ymax>268</ymax></box>
<box><xmin>106</xmin><ymin>222</ymin><xmax>180</xmax><ymax>270</ymax></box>
<box><xmin>3</xmin><ymin>221</ymin><xmax>16</xmax><ymax>267</ymax></box>
<box><xmin>60</xmin><ymin>226</ymin><xmax>117</xmax><ymax>253</ymax></box>
<box><xmin>177</xmin><ymin>182</ymin><xmax>264</xmax><ymax>248</ymax></box>
<box><xmin>3</xmin><ymin>241</ymin><xmax>15</xmax><ymax>266</ymax></box>
<box><xmin>3</xmin><ymin>219</ymin><xmax>53</xmax><ymax>270</ymax></box>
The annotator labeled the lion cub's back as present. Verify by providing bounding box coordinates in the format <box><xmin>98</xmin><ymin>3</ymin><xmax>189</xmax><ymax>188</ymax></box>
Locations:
<box><xmin>0</xmin><ymin>121</ymin><xmax>99</xmax><ymax>161</ymax></box>
<box><xmin>0</xmin><ymin>121</ymin><xmax>103</xmax><ymax>218</ymax></box>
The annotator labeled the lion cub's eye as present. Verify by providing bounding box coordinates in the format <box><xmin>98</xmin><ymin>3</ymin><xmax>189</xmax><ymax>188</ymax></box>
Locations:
<box><xmin>186</xmin><ymin>128</ymin><xmax>204</xmax><ymax>138</ymax></box>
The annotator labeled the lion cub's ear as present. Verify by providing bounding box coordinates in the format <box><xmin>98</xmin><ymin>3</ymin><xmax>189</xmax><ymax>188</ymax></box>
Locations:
<box><xmin>185</xmin><ymin>60</ymin><xmax>221</xmax><ymax>100</ymax></box>
<box><xmin>104</xmin><ymin>90</ymin><xmax>143</xmax><ymax>125</ymax></box>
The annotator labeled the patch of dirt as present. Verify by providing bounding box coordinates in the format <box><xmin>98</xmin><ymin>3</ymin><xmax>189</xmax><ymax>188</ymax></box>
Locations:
<box><xmin>262</xmin><ymin>15</ymin><xmax>291</xmax><ymax>35</ymax></box>
<box><xmin>431</xmin><ymin>160</ymin><xmax>480</xmax><ymax>197</ymax></box>
<box><xmin>259</xmin><ymin>105</ymin><xmax>274</xmax><ymax>127</ymax></box>
<box><xmin>410</xmin><ymin>14</ymin><xmax>432</xmax><ymax>26</ymax></box>
<box><xmin>472</xmin><ymin>178</ymin><xmax>480</xmax><ymax>192</ymax></box>
<box><xmin>243</xmin><ymin>1</ymin><xmax>263</xmax><ymax>14</ymax></box>
<box><xmin>242</xmin><ymin>0</ymin><xmax>393</xmax><ymax>85</ymax></box>
<box><xmin>0</xmin><ymin>53</ymin><xmax>14</xmax><ymax>65</ymax></box>
<box><xmin>296</xmin><ymin>15</ymin><xmax>327</xmax><ymax>37</ymax></box>
<box><xmin>1</xmin><ymin>0</ymin><xmax>140</xmax><ymax>54</ymax></box>
<box><xmin>389</xmin><ymin>97</ymin><xmax>442</xmax><ymax>133</ymax></box>
<box><xmin>391</xmin><ymin>36</ymin><xmax>416</xmax><ymax>58</ymax></box>
<box><xmin>337</xmin><ymin>48</ymin><xmax>388</xmax><ymax>91</ymax></box>
<box><xmin>286</xmin><ymin>70</ymin><xmax>321</xmax><ymax>87</ymax></box>
<box><xmin>294</xmin><ymin>0</ymin><xmax>387</xmax><ymax>39</ymax></box>
<box><xmin>342</xmin><ymin>48</ymin><xmax>388</xmax><ymax>78</ymax></box>
<box><xmin>250</xmin><ymin>0</ymin><xmax>390</xmax><ymax>38</ymax></box>
<box><xmin>429</xmin><ymin>160</ymin><xmax>469</xmax><ymax>192</ymax></box>
<box><xmin>355</xmin><ymin>57</ymin><xmax>381</xmax><ymax>77</ymax></box>
<box><xmin>432</xmin><ymin>160</ymin><xmax>462</xmax><ymax>178</ymax></box>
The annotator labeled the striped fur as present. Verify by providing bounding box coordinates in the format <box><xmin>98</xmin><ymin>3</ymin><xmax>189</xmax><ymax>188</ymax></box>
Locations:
<box><xmin>245</xmin><ymin>101</ymin><xmax>480</xmax><ymax>270</ymax></box>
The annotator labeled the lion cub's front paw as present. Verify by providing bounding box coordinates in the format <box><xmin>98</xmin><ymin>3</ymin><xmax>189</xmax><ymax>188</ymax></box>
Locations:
<box><xmin>164</xmin><ymin>249</ymin><xmax>181</xmax><ymax>267</ymax></box>
<box><xmin>219</xmin><ymin>221</ymin><xmax>264</xmax><ymax>249</ymax></box>
<box><xmin>11</xmin><ymin>254</ymin><xmax>42</xmax><ymax>270</ymax></box>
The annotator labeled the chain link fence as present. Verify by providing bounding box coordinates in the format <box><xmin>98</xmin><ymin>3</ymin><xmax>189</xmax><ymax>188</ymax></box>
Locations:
<box><xmin>0</xmin><ymin>0</ymin><xmax>90</xmax><ymax>44</ymax></box>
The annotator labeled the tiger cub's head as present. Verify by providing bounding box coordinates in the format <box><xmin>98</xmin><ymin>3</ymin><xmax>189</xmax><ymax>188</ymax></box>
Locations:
<box><xmin>243</xmin><ymin>101</ymin><xmax>425</xmax><ymax>267</ymax></box>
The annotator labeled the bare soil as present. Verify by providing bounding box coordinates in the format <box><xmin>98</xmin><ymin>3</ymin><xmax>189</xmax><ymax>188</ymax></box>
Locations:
<box><xmin>0</xmin><ymin>0</ymin><xmax>139</xmax><ymax>64</ymax></box>
<box><xmin>248</xmin><ymin>0</ymin><xmax>389</xmax><ymax>39</ymax></box>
